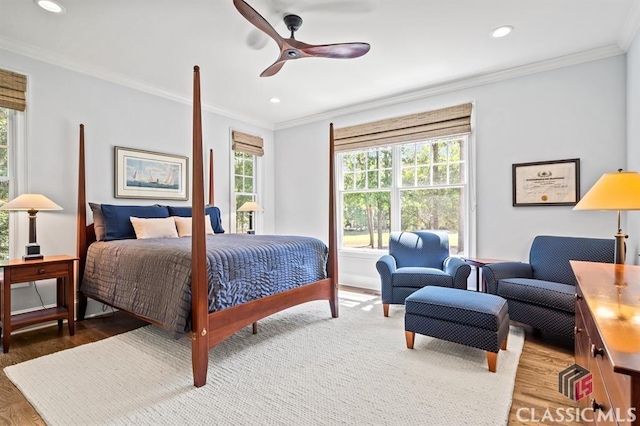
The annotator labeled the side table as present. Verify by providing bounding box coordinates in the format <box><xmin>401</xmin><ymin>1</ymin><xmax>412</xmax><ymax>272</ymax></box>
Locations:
<box><xmin>461</xmin><ymin>257</ymin><xmax>508</xmax><ymax>292</ymax></box>
<box><xmin>0</xmin><ymin>255</ymin><xmax>77</xmax><ymax>353</ymax></box>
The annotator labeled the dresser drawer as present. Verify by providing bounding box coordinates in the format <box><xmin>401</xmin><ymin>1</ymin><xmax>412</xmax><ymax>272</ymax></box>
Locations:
<box><xmin>575</xmin><ymin>301</ymin><xmax>590</xmax><ymax>375</ymax></box>
<box><xmin>586</xmin><ymin>314</ymin><xmax>632</xmax><ymax>424</ymax></box>
<box><xmin>7</xmin><ymin>262</ymin><xmax>70</xmax><ymax>283</ymax></box>
<box><xmin>592</xmin><ymin>343</ymin><xmax>632</xmax><ymax>424</ymax></box>
<box><xmin>589</xmin><ymin>361</ymin><xmax>617</xmax><ymax>426</ymax></box>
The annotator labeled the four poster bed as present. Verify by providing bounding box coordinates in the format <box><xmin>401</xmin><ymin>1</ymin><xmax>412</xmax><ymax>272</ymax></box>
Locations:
<box><xmin>76</xmin><ymin>66</ymin><xmax>339</xmax><ymax>387</ymax></box>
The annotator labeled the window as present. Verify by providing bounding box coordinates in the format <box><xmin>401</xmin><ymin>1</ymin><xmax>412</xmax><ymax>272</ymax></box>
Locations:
<box><xmin>233</xmin><ymin>151</ymin><xmax>257</xmax><ymax>233</ymax></box>
<box><xmin>339</xmin><ymin>135</ymin><xmax>469</xmax><ymax>255</ymax></box>
<box><xmin>230</xmin><ymin>130</ymin><xmax>263</xmax><ymax>233</ymax></box>
<box><xmin>0</xmin><ymin>69</ymin><xmax>27</xmax><ymax>260</ymax></box>
<box><xmin>341</xmin><ymin>147</ymin><xmax>392</xmax><ymax>250</ymax></box>
<box><xmin>0</xmin><ymin>108</ymin><xmax>10</xmax><ymax>259</ymax></box>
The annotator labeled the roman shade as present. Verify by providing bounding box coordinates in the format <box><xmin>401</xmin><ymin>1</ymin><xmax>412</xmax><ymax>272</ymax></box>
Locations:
<box><xmin>0</xmin><ymin>69</ymin><xmax>27</xmax><ymax>112</ymax></box>
<box><xmin>232</xmin><ymin>130</ymin><xmax>264</xmax><ymax>157</ymax></box>
<box><xmin>334</xmin><ymin>103</ymin><xmax>472</xmax><ymax>152</ymax></box>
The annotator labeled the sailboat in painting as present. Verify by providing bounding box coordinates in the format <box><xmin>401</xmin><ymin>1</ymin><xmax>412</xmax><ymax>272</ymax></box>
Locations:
<box><xmin>126</xmin><ymin>165</ymin><xmax>180</xmax><ymax>190</ymax></box>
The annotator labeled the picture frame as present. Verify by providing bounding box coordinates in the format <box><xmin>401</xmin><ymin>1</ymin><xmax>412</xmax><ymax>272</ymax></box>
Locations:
<box><xmin>512</xmin><ymin>158</ymin><xmax>580</xmax><ymax>207</ymax></box>
<box><xmin>114</xmin><ymin>146</ymin><xmax>189</xmax><ymax>200</ymax></box>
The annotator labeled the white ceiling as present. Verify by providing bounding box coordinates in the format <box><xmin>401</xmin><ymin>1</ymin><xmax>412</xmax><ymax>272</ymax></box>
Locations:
<box><xmin>1</xmin><ymin>0</ymin><xmax>639</xmax><ymax>129</ymax></box>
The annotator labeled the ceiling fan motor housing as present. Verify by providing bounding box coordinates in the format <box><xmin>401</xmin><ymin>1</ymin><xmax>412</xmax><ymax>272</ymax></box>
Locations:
<box><xmin>284</xmin><ymin>14</ymin><xmax>303</xmax><ymax>33</ymax></box>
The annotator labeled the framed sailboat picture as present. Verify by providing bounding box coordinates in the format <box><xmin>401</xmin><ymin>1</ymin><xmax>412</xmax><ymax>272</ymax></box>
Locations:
<box><xmin>114</xmin><ymin>146</ymin><xmax>189</xmax><ymax>200</ymax></box>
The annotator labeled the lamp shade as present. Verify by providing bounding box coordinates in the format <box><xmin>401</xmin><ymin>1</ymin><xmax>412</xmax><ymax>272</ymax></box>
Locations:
<box><xmin>0</xmin><ymin>194</ymin><xmax>62</xmax><ymax>211</ymax></box>
<box><xmin>573</xmin><ymin>170</ymin><xmax>640</xmax><ymax>211</ymax></box>
<box><xmin>237</xmin><ymin>201</ymin><xmax>264</xmax><ymax>212</ymax></box>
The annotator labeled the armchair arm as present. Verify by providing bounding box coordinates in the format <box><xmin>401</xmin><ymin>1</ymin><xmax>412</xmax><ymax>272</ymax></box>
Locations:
<box><xmin>443</xmin><ymin>257</ymin><xmax>472</xmax><ymax>290</ymax></box>
<box><xmin>482</xmin><ymin>262</ymin><xmax>533</xmax><ymax>295</ymax></box>
<box><xmin>376</xmin><ymin>255</ymin><xmax>397</xmax><ymax>303</ymax></box>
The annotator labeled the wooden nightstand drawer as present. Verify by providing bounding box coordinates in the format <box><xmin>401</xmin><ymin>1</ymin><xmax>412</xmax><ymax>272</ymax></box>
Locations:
<box><xmin>8</xmin><ymin>261</ymin><xmax>70</xmax><ymax>283</ymax></box>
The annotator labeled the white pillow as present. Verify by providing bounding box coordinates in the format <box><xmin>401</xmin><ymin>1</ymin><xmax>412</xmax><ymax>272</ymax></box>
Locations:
<box><xmin>174</xmin><ymin>215</ymin><xmax>215</xmax><ymax>237</ymax></box>
<box><xmin>130</xmin><ymin>216</ymin><xmax>179</xmax><ymax>239</ymax></box>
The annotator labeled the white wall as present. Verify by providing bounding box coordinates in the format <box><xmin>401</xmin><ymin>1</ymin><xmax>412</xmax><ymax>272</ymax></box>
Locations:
<box><xmin>274</xmin><ymin>56</ymin><xmax>627</xmax><ymax>289</ymax></box>
<box><xmin>627</xmin><ymin>30</ymin><xmax>640</xmax><ymax>265</ymax></box>
<box><xmin>1</xmin><ymin>49</ymin><xmax>275</xmax><ymax>315</ymax></box>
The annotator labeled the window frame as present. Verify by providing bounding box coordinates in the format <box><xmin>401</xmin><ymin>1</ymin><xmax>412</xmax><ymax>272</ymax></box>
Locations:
<box><xmin>0</xmin><ymin>107</ymin><xmax>28</xmax><ymax>260</ymax></box>
<box><xmin>337</xmin><ymin>134</ymin><xmax>474</xmax><ymax>257</ymax></box>
<box><xmin>229</xmin><ymin>148</ymin><xmax>262</xmax><ymax>234</ymax></box>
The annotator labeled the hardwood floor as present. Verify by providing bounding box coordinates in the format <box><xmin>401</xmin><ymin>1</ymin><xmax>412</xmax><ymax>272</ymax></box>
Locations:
<box><xmin>0</xmin><ymin>293</ymin><xmax>579</xmax><ymax>426</ymax></box>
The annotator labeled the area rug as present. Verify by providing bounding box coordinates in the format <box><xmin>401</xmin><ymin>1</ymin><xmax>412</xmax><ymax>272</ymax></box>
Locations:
<box><xmin>5</xmin><ymin>292</ymin><xmax>524</xmax><ymax>425</ymax></box>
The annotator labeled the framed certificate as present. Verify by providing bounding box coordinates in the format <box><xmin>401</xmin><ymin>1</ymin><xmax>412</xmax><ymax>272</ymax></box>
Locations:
<box><xmin>512</xmin><ymin>159</ymin><xmax>580</xmax><ymax>207</ymax></box>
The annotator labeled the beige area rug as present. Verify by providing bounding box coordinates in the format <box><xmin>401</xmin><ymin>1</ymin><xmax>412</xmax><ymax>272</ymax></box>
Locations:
<box><xmin>5</xmin><ymin>292</ymin><xmax>524</xmax><ymax>426</ymax></box>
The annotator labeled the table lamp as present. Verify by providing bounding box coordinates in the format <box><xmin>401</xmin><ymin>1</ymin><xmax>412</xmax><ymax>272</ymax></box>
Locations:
<box><xmin>573</xmin><ymin>170</ymin><xmax>640</xmax><ymax>264</ymax></box>
<box><xmin>237</xmin><ymin>201</ymin><xmax>263</xmax><ymax>234</ymax></box>
<box><xmin>0</xmin><ymin>193</ymin><xmax>62</xmax><ymax>260</ymax></box>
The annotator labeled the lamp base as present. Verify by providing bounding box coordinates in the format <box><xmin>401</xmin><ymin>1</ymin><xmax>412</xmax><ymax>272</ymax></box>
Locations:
<box><xmin>614</xmin><ymin>231</ymin><xmax>627</xmax><ymax>265</ymax></box>
<box><xmin>23</xmin><ymin>253</ymin><xmax>44</xmax><ymax>261</ymax></box>
<box><xmin>23</xmin><ymin>243</ymin><xmax>43</xmax><ymax>261</ymax></box>
<box><xmin>247</xmin><ymin>230</ymin><xmax>255</xmax><ymax>235</ymax></box>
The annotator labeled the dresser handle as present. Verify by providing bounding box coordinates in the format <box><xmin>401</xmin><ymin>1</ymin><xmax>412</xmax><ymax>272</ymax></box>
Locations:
<box><xmin>591</xmin><ymin>399</ymin><xmax>603</xmax><ymax>412</ymax></box>
<box><xmin>38</xmin><ymin>268</ymin><xmax>46</xmax><ymax>275</ymax></box>
<box><xmin>574</xmin><ymin>326</ymin><xmax>582</xmax><ymax>335</ymax></box>
<box><xmin>575</xmin><ymin>293</ymin><xmax>582</xmax><ymax>301</ymax></box>
<box><xmin>591</xmin><ymin>344</ymin><xmax>604</xmax><ymax>358</ymax></box>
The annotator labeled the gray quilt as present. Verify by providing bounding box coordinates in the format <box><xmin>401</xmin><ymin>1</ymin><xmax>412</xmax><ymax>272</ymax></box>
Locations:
<box><xmin>81</xmin><ymin>234</ymin><xmax>328</xmax><ymax>336</ymax></box>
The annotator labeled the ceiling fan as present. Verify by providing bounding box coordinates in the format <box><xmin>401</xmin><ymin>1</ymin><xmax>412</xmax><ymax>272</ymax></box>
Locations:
<box><xmin>233</xmin><ymin>0</ymin><xmax>371</xmax><ymax>77</ymax></box>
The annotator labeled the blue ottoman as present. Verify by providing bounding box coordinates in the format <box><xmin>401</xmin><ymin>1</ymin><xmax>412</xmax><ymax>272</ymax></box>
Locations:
<box><xmin>404</xmin><ymin>286</ymin><xmax>509</xmax><ymax>372</ymax></box>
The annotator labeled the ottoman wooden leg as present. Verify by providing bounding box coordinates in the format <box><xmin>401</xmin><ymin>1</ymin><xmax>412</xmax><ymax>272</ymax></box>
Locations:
<box><xmin>383</xmin><ymin>304</ymin><xmax>389</xmax><ymax>317</ymax></box>
<box><xmin>501</xmin><ymin>333</ymin><xmax>508</xmax><ymax>350</ymax></box>
<box><xmin>487</xmin><ymin>352</ymin><xmax>498</xmax><ymax>372</ymax></box>
<box><xmin>405</xmin><ymin>331</ymin><xmax>415</xmax><ymax>349</ymax></box>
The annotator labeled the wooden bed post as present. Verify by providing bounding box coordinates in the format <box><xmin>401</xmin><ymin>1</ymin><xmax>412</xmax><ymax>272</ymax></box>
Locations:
<box><xmin>208</xmin><ymin>149</ymin><xmax>214</xmax><ymax>205</ymax></box>
<box><xmin>191</xmin><ymin>66</ymin><xmax>209</xmax><ymax>387</ymax></box>
<box><xmin>328</xmin><ymin>123</ymin><xmax>339</xmax><ymax>318</ymax></box>
<box><xmin>76</xmin><ymin>124</ymin><xmax>88</xmax><ymax>321</ymax></box>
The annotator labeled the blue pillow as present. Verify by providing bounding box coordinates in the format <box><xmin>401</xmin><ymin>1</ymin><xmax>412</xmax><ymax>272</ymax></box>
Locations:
<box><xmin>101</xmin><ymin>204</ymin><xmax>170</xmax><ymax>240</ymax></box>
<box><xmin>167</xmin><ymin>205</ymin><xmax>225</xmax><ymax>234</ymax></box>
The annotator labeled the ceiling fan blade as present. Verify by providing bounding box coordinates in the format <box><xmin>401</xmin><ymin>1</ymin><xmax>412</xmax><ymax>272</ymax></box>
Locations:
<box><xmin>233</xmin><ymin>0</ymin><xmax>284</xmax><ymax>48</ymax></box>
<box><xmin>260</xmin><ymin>60</ymin><xmax>287</xmax><ymax>77</ymax></box>
<box><xmin>300</xmin><ymin>42</ymin><xmax>371</xmax><ymax>59</ymax></box>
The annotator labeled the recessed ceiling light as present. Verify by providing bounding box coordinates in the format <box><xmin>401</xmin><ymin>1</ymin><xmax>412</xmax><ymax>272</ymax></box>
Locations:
<box><xmin>491</xmin><ymin>25</ymin><xmax>513</xmax><ymax>38</ymax></box>
<box><xmin>33</xmin><ymin>0</ymin><xmax>66</xmax><ymax>14</ymax></box>
<box><xmin>269</xmin><ymin>97</ymin><xmax>281</xmax><ymax>104</ymax></box>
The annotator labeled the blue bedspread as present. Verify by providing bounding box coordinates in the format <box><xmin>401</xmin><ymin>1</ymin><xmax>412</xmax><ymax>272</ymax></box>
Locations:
<box><xmin>81</xmin><ymin>234</ymin><xmax>328</xmax><ymax>336</ymax></box>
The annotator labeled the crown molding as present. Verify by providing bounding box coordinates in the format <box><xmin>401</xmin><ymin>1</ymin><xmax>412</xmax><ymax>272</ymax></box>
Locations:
<box><xmin>0</xmin><ymin>36</ymin><xmax>274</xmax><ymax>130</ymax></box>
<box><xmin>618</xmin><ymin>0</ymin><xmax>640</xmax><ymax>51</ymax></box>
<box><xmin>0</xmin><ymin>35</ymin><xmax>625</xmax><ymax>133</ymax></box>
<box><xmin>274</xmin><ymin>44</ymin><xmax>624</xmax><ymax>130</ymax></box>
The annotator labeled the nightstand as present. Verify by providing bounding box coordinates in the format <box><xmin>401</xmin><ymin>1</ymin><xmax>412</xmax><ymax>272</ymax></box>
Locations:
<box><xmin>0</xmin><ymin>255</ymin><xmax>77</xmax><ymax>353</ymax></box>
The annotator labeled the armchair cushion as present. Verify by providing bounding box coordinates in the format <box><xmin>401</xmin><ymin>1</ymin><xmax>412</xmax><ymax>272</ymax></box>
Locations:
<box><xmin>392</xmin><ymin>267</ymin><xmax>452</xmax><ymax>289</ymax></box>
<box><xmin>497</xmin><ymin>278</ymin><xmax>575</xmax><ymax>313</ymax></box>
<box><xmin>483</xmin><ymin>262</ymin><xmax>533</xmax><ymax>295</ymax></box>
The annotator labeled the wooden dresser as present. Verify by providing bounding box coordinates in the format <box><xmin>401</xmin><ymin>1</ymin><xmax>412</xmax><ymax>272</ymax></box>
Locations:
<box><xmin>572</xmin><ymin>261</ymin><xmax>640</xmax><ymax>425</ymax></box>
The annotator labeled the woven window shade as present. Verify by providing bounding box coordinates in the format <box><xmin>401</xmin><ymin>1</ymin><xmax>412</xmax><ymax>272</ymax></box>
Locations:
<box><xmin>0</xmin><ymin>69</ymin><xmax>27</xmax><ymax>111</ymax></box>
<box><xmin>232</xmin><ymin>130</ymin><xmax>264</xmax><ymax>157</ymax></box>
<box><xmin>334</xmin><ymin>103</ymin><xmax>472</xmax><ymax>152</ymax></box>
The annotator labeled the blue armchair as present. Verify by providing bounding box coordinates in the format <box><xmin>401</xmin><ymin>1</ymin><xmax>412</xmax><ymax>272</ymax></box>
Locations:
<box><xmin>483</xmin><ymin>235</ymin><xmax>614</xmax><ymax>339</ymax></box>
<box><xmin>376</xmin><ymin>231</ymin><xmax>471</xmax><ymax>317</ymax></box>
